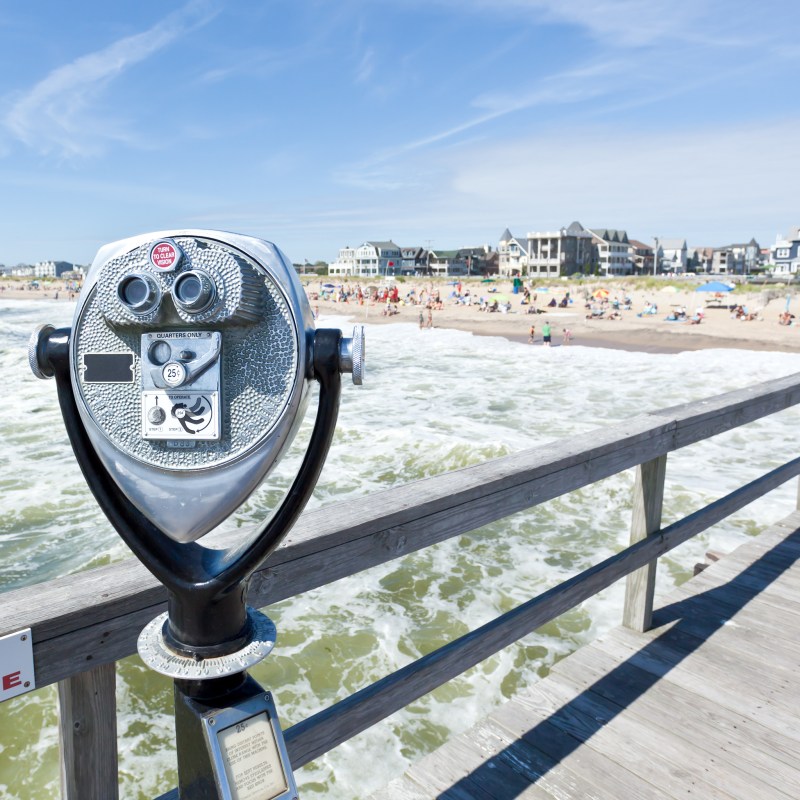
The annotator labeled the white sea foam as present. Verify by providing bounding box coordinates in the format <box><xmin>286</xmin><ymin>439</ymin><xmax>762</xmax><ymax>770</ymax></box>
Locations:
<box><xmin>1</xmin><ymin>301</ymin><xmax>800</xmax><ymax>798</ymax></box>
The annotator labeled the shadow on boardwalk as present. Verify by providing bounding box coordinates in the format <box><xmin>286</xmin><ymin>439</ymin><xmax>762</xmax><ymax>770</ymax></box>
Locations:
<box><xmin>438</xmin><ymin>527</ymin><xmax>800</xmax><ymax>799</ymax></box>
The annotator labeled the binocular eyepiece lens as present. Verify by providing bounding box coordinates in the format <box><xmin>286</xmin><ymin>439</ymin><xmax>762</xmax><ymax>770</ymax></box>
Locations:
<box><xmin>173</xmin><ymin>270</ymin><xmax>216</xmax><ymax>314</ymax></box>
<box><xmin>118</xmin><ymin>274</ymin><xmax>161</xmax><ymax>315</ymax></box>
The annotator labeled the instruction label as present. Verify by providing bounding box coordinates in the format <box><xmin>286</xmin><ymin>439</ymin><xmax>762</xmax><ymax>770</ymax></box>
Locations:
<box><xmin>219</xmin><ymin>712</ymin><xmax>287</xmax><ymax>800</ymax></box>
<box><xmin>141</xmin><ymin>391</ymin><xmax>219</xmax><ymax>441</ymax></box>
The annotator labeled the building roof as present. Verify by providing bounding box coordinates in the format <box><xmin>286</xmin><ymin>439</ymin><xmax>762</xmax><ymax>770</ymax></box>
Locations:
<box><xmin>628</xmin><ymin>239</ymin><xmax>653</xmax><ymax>251</ymax></box>
<box><xmin>365</xmin><ymin>240</ymin><xmax>401</xmax><ymax>251</ymax></box>
<box><xmin>659</xmin><ymin>238</ymin><xmax>687</xmax><ymax>250</ymax></box>
<box><xmin>499</xmin><ymin>228</ymin><xmax>513</xmax><ymax>243</ymax></box>
<box><xmin>429</xmin><ymin>249</ymin><xmax>463</xmax><ymax>260</ymax></box>
<box><xmin>564</xmin><ymin>221</ymin><xmax>586</xmax><ymax>235</ymax></box>
<box><xmin>589</xmin><ymin>228</ymin><xmax>629</xmax><ymax>244</ymax></box>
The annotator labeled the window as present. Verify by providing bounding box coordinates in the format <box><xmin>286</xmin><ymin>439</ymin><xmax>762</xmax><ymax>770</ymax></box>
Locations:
<box><xmin>777</xmin><ymin>248</ymin><xmax>790</xmax><ymax>258</ymax></box>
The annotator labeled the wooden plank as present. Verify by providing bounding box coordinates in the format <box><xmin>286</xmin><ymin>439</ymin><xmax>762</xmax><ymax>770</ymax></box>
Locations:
<box><xmin>58</xmin><ymin>662</ymin><xmax>118</xmax><ymax>800</ymax></box>
<box><xmin>537</xmin><ymin>673</ymin><xmax>795</xmax><ymax>800</ymax></box>
<box><xmin>623</xmin><ymin>455</ymin><xmax>666</xmax><ymax>632</ymax></box>
<box><xmin>368</xmin><ymin>774</ymin><xmax>437</xmax><ymax>799</ymax></box>
<box><xmin>510</xmin><ymin>679</ymin><xmax>736</xmax><ymax>799</ymax></box>
<box><xmin>552</xmin><ymin>642</ymin><xmax>800</xmax><ymax>772</ymax></box>
<box><xmin>595</xmin><ymin>630</ymin><xmax>800</xmax><ymax>744</ymax></box>
<box><xmin>479</xmin><ymin>713</ymin><xmax>665</xmax><ymax>800</ymax></box>
<box><xmin>651</xmin><ymin>591</ymin><xmax>800</xmax><ymax>662</ymax></box>
<box><xmin>466</xmin><ymin>722</ymin><xmax>616</xmax><ymax>800</ymax></box>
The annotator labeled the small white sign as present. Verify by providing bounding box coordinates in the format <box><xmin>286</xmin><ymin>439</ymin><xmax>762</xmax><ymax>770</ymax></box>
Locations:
<box><xmin>0</xmin><ymin>628</ymin><xmax>35</xmax><ymax>702</ymax></box>
<box><xmin>219</xmin><ymin>712</ymin><xmax>288</xmax><ymax>800</ymax></box>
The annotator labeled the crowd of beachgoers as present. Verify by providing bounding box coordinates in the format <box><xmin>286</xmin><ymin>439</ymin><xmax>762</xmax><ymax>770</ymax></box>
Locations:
<box><xmin>303</xmin><ymin>276</ymin><xmax>800</xmax><ymax>353</ymax></box>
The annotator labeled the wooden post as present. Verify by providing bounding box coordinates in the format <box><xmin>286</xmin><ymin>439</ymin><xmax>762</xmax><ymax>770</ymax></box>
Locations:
<box><xmin>623</xmin><ymin>455</ymin><xmax>667</xmax><ymax>632</ymax></box>
<box><xmin>58</xmin><ymin>663</ymin><xmax>119</xmax><ymax>800</ymax></box>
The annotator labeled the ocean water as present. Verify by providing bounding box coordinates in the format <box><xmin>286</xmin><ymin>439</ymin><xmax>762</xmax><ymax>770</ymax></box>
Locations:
<box><xmin>2</xmin><ymin>298</ymin><xmax>800</xmax><ymax>798</ymax></box>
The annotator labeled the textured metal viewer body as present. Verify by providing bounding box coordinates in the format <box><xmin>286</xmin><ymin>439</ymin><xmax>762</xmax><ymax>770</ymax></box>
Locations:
<box><xmin>71</xmin><ymin>230</ymin><xmax>313</xmax><ymax>542</ymax></box>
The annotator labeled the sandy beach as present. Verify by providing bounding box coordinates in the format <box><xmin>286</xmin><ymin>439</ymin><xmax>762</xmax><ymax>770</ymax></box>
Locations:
<box><xmin>5</xmin><ymin>277</ymin><xmax>800</xmax><ymax>354</ymax></box>
<box><xmin>302</xmin><ymin>278</ymin><xmax>800</xmax><ymax>354</ymax></box>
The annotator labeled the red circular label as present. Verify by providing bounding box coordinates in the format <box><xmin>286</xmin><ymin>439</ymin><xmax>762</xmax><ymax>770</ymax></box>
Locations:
<box><xmin>150</xmin><ymin>242</ymin><xmax>178</xmax><ymax>270</ymax></box>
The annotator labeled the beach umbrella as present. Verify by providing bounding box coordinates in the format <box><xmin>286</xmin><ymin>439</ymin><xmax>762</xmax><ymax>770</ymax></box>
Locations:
<box><xmin>481</xmin><ymin>278</ymin><xmax>496</xmax><ymax>283</ymax></box>
<box><xmin>322</xmin><ymin>283</ymin><xmax>335</xmax><ymax>290</ymax></box>
<box><xmin>593</xmin><ymin>288</ymin><xmax>609</xmax><ymax>299</ymax></box>
<box><xmin>661</xmin><ymin>285</ymin><xmax>679</xmax><ymax>294</ymax></box>
<box><xmin>696</xmin><ymin>281</ymin><xmax>733</xmax><ymax>292</ymax></box>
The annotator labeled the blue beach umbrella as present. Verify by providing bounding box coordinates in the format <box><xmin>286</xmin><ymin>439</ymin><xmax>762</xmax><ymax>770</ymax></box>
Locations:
<box><xmin>696</xmin><ymin>281</ymin><xmax>733</xmax><ymax>293</ymax></box>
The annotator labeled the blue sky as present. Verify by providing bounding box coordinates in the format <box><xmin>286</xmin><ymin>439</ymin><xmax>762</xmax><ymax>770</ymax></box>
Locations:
<box><xmin>0</xmin><ymin>0</ymin><xmax>798</xmax><ymax>265</ymax></box>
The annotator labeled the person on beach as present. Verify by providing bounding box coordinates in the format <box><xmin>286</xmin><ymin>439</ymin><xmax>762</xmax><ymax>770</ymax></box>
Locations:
<box><xmin>419</xmin><ymin>310</ymin><xmax>425</xmax><ymax>329</ymax></box>
<box><xmin>528</xmin><ymin>325</ymin><xmax>535</xmax><ymax>344</ymax></box>
<box><xmin>427</xmin><ymin>308</ymin><xmax>433</xmax><ymax>328</ymax></box>
<box><xmin>562</xmin><ymin>328</ymin><xmax>572</xmax><ymax>345</ymax></box>
<box><xmin>542</xmin><ymin>321</ymin><xmax>551</xmax><ymax>346</ymax></box>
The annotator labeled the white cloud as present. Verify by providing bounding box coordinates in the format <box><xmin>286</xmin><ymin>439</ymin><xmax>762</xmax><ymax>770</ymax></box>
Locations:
<box><xmin>436</xmin><ymin>120</ymin><xmax>800</xmax><ymax>242</ymax></box>
<box><xmin>4</xmin><ymin>0</ymin><xmax>217</xmax><ymax>158</ymax></box>
<box><xmin>355</xmin><ymin>47</ymin><xmax>376</xmax><ymax>84</ymax></box>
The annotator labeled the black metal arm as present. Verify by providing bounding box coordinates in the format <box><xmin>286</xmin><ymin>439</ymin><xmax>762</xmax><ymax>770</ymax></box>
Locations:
<box><xmin>45</xmin><ymin>327</ymin><xmax>342</xmax><ymax>652</ymax></box>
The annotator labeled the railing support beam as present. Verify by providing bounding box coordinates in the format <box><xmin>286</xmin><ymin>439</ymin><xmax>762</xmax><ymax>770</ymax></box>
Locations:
<box><xmin>58</xmin><ymin>661</ymin><xmax>119</xmax><ymax>800</ymax></box>
<box><xmin>623</xmin><ymin>454</ymin><xmax>667</xmax><ymax>632</ymax></box>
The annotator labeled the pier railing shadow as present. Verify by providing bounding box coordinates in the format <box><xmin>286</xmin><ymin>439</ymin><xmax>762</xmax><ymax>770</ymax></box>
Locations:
<box><xmin>3</xmin><ymin>372</ymin><xmax>800</xmax><ymax>798</ymax></box>
<box><xmin>438</xmin><ymin>527</ymin><xmax>800</xmax><ymax>798</ymax></box>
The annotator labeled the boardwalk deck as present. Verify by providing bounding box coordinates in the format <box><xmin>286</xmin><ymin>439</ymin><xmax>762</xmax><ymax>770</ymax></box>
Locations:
<box><xmin>371</xmin><ymin>512</ymin><xmax>800</xmax><ymax>799</ymax></box>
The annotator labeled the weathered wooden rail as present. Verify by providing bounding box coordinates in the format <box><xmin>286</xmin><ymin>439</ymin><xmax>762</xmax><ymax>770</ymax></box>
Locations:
<box><xmin>3</xmin><ymin>372</ymin><xmax>800</xmax><ymax>798</ymax></box>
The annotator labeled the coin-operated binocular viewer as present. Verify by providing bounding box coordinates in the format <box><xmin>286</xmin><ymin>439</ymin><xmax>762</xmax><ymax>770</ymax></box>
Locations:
<box><xmin>29</xmin><ymin>230</ymin><xmax>364</xmax><ymax>799</ymax></box>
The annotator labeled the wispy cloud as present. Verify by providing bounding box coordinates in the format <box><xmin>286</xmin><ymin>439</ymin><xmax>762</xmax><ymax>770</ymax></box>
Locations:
<box><xmin>4</xmin><ymin>0</ymin><xmax>217</xmax><ymax>158</ymax></box>
<box><xmin>355</xmin><ymin>47</ymin><xmax>376</xmax><ymax>84</ymax></box>
<box><xmin>428</xmin><ymin>0</ymin><xmax>713</xmax><ymax>46</ymax></box>
<box><xmin>333</xmin><ymin>58</ymin><xmax>624</xmax><ymax>189</ymax></box>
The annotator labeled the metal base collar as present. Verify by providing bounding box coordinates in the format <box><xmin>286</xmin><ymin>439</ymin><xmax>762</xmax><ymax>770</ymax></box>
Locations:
<box><xmin>138</xmin><ymin>607</ymin><xmax>277</xmax><ymax>680</ymax></box>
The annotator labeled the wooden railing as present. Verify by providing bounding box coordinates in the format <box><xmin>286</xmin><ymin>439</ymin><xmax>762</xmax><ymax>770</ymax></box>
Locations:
<box><xmin>3</xmin><ymin>372</ymin><xmax>800</xmax><ymax>798</ymax></box>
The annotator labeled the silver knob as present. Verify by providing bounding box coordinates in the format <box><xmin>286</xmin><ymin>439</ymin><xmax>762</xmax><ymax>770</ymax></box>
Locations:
<box><xmin>28</xmin><ymin>324</ymin><xmax>55</xmax><ymax>379</ymax></box>
<box><xmin>339</xmin><ymin>326</ymin><xmax>365</xmax><ymax>385</ymax></box>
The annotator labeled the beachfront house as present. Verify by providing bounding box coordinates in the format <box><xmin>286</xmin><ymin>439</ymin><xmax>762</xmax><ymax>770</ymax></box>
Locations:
<box><xmin>587</xmin><ymin>229</ymin><xmax>633</xmax><ymax>275</ymax></box>
<box><xmin>688</xmin><ymin>246</ymin><xmax>714</xmax><ymax>273</ymax></box>
<box><xmin>33</xmin><ymin>260</ymin><xmax>75</xmax><ymax>278</ymax></box>
<box><xmin>770</xmin><ymin>228</ymin><xmax>800</xmax><ymax>275</ymax></box>
<box><xmin>458</xmin><ymin>245</ymin><xmax>495</xmax><ymax>276</ymax></box>
<box><xmin>658</xmin><ymin>239</ymin><xmax>688</xmax><ymax>273</ymax></box>
<box><xmin>628</xmin><ymin>239</ymin><xmax>654</xmax><ymax>274</ymax></box>
<box><xmin>355</xmin><ymin>241</ymin><xmax>402</xmax><ymax>277</ymax></box>
<box><xmin>526</xmin><ymin>221</ymin><xmax>593</xmax><ymax>277</ymax></box>
<box><xmin>328</xmin><ymin>246</ymin><xmax>357</xmax><ymax>276</ymax></box>
<box><xmin>497</xmin><ymin>229</ymin><xmax>529</xmax><ymax>276</ymax></box>
<box><xmin>427</xmin><ymin>249</ymin><xmax>469</xmax><ymax>277</ymax></box>
<box><xmin>712</xmin><ymin>239</ymin><xmax>760</xmax><ymax>274</ymax></box>
<box><xmin>401</xmin><ymin>247</ymin><xmax>428</xmax><ymax>275</ymax></box>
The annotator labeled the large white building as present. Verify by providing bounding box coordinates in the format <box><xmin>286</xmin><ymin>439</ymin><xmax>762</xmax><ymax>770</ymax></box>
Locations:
<box><xmin>328</xmin><ymin>241</ymin><xmax>402</xmax><ymax>277</ymax></box>
<box><xmin>588</xmin><ymin>229</ymin><xmax>633</xmax><ymax>275</ymax></box>
<box><xmin>526</xmin><ymin>221</ymin><xmax>593</xmax><ymax>277</ymax></box>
